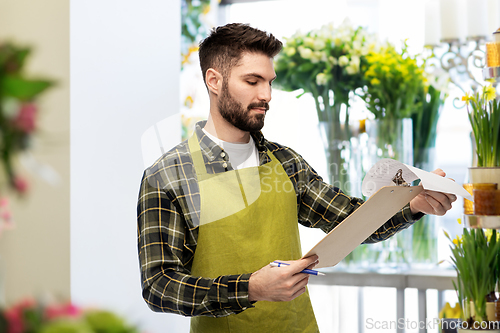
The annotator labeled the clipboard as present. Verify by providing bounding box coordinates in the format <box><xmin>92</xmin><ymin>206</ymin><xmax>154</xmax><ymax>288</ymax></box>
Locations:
<box><xmin>302</xmin><ymin>185</ymin><xmax>423</xmax><ymax>269</ymax></box>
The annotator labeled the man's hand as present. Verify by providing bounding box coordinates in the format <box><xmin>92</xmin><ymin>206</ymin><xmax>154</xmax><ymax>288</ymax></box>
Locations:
<box><xmin>409</xmin><ymin>168</ymin><xmax>457</xmax><ymax>216</ymax></box>
<box><xmin>248</xmin><ymin>255</ymin><xmax>318</xmax><ymax>302</ymax></box>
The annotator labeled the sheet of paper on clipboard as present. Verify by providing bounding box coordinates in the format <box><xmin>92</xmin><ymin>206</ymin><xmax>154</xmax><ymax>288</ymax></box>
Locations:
<box><xmin>303</xmin><ymin>159</ymin><xmax>472</xmax><ymax>269</ymax></box>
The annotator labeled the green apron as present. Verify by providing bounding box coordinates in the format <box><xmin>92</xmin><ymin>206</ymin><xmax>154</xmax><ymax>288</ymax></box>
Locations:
<box><xmin>188</xmin><ymin>134</ymin><xmax>319</xmax><ymax>333</ymax></box>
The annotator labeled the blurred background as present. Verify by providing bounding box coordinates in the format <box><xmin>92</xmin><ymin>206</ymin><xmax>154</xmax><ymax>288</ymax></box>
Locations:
<box><xmin>0</xmin><ymin>0</ymin><xmax>496</xmax><ymax>332</ymax></box>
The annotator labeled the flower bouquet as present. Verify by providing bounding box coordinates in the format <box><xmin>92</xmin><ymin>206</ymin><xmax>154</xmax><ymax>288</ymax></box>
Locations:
<box><xmin>360</xmin><ymin>41</ymin><xmax>427</xmax><ymax>267</ymax></box>
<box><xmin>274</xmin><ymin>20</ymin><xmax>379</xmax><ymax>194</ymax></box>
<box><xmin>361</xmin><ymin>40</ymin><xmax>426</xmax><ymax>163</ymax></box>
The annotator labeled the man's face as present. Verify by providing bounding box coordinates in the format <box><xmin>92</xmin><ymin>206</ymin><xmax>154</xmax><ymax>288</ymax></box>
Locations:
<box><xmin>217</xmin><ymin>52</ymin><xmax>276</xmax><ymax>132</ymax></box>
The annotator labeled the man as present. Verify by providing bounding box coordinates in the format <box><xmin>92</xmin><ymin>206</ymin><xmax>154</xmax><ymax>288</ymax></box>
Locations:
<box><xmin>137</xmin><ymin>23</ymin><xmax>456</xmax><ymax>333</ymax></box>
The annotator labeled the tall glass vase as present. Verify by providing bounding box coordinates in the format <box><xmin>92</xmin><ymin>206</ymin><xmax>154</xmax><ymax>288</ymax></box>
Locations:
<box><xmin>365</xmin><ymin>117</ymin><xmax>413</xmax><ymax>165</ymax></box>
<box><xmin>313</xmin><ymin>88</ymin><xmax>366</xmax><ymax>267</ymax></box>
<box><xmin>411</xmin><ymin>147</ymin><xmax>438</xmax><ymax>267</ymax></box>
<box><xmin>363</xmin><ymin>117</ymin><xmax>414</xmax><ymax>269</ymax></box>
<box><xmin>318</xmin><ymin>122</ymin><xmax>352</xmax><ymax>193</ymax></box>
<box><xmin>313</xmin><ymin>87</ymin><xmax>355</xmax><ymax>196</ymax></box>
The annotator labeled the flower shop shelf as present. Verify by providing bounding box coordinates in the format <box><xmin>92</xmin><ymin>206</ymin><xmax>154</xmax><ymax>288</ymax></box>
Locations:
<box><xmin>309</xmin><ymin>267</ymin><xmax>457</xmax><ymax>333</ymax></box>
<box><xmin>463</xmin><ymin>214</ymin><xmax>500</xmax><ymax>229</ymax></box>
<box><xmin>483</xmin><ymin>66</ymin><xmax>500</xmax><ymax>80</ymax></box>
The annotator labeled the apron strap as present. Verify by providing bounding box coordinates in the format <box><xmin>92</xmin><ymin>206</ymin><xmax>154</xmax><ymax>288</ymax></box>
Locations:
<box><xmin>188</xmin><ymin>133</ymin><xmax>208</xmax><ymax>179</ymax></box>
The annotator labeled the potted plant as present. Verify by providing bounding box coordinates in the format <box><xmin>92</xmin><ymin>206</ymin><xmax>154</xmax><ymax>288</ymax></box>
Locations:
<box><xmin>446</xmin><ymin>228</ymin><xmax>500</xmax><ymax>332</ymax></box>
<box><xmin>462</xmin><ymin>84</ymin><xmax>500</xmax><ymax>184</ymax></box>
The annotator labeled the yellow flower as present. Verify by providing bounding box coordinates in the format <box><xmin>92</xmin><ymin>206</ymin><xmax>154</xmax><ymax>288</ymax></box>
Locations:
<box><xmin>184</xmin><ymin>95</ymin><xmax>194</xmax><ymax>108</ymax></box>
<box><xmin>484</xmin><ymin>229</ymin><xmax>498</xmax><ymax>242</ymax></box>
<box><xmin>182</xmin><ymin>45</ymin><xmax>200</xmax><ymax>65</ymax></box>
<box><xmin>365</xmin><ymin>67</ymin><xmax>376</xmax><ymax>77</ymax></box>
<box><xmin>370</xmin><ymin>78</ymin><xmax>380</xmax><ymax>85</ymax></box>
<box><xmin>483</xmin><ymin>84</ymin><xmax>496</xmax><ymax>102</ymax></box>
<box><xmin>457</xmin><ymin>218</ymin><xmax>461</xmax><ymax>225</ymax></box>
<box><xmin>461</xmin><ymin>92</ymin><xmax>472</xmax><ymax>104</ymax></box>
<box><xmin>452</xmin><ymin>235</ymin><xmax>462</xmax><ymax>246</ymax></box>
<box><xmin>202</xmin><ymin>4</ymin><xmax>211</xmax><ymax>15</ymax></box>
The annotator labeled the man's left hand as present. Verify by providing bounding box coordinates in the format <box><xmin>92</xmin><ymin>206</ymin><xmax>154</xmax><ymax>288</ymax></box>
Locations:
<box><xmin>409</xmin><ymin>169</ymin><xmax>457</xmax><ymax>216</ymax></box>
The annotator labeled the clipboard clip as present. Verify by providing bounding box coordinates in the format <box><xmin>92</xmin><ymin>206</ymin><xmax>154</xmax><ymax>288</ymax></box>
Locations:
<box><xmin>392</xmin><ymin>169</ymin><xmax>410</xmax><ymax>187</ymax></box>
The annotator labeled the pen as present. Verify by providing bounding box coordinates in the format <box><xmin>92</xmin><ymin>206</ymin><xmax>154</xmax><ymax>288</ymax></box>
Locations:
<box><xmin>270</xmin><ymin>261</ymin><xmax>325</xmax><ymax>276</ymax></box>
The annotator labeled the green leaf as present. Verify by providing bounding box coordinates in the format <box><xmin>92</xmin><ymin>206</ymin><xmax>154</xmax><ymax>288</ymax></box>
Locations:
<box><xmin>2</xmin><ymin>76</ymin><xmax>53</xmax><ymax>100</ymax></box>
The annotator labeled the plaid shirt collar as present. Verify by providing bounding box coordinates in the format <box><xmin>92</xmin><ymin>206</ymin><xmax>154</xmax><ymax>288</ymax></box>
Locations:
<box><xmin>193</xmin><ymin>120</ymin><xmax>271</xmax><ymax>166</ymax></box>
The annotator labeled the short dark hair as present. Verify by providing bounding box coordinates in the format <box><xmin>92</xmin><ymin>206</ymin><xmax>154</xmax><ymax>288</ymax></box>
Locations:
<box><xmin>198</xmin><ymin>23</ymin><xmax>283</xmax><ymax>84</ymax></box>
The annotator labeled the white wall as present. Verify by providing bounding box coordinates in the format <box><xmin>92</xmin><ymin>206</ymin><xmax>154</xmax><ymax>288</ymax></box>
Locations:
<box><xmin>70</xmin><ymin>1</ymin><xmax>189</xmax><ymax>331</ymax></box>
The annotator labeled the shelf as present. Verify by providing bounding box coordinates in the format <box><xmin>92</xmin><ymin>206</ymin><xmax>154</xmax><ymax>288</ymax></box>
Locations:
<box><xmin>483</xmin><ymin>66</ymin><xmax>500</xmax><ymax>80</ymax></box>
<box><xmin>463</xmin><ymin>214</ymin><xmax>500</xmax><ymax>229</ymax></box>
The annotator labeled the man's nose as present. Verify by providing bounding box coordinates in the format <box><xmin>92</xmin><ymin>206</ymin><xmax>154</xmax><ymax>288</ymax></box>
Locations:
<box><xmin>258</xmin><ymin>84</ymin><xmax>272</xmax><ymax>103</ymax></box>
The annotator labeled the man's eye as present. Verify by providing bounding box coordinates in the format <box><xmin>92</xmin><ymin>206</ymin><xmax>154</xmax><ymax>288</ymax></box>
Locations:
<box><xmin>247</xmin><ymin>81</ymin><xmax>257</xmax><ymax>85</ymax></box>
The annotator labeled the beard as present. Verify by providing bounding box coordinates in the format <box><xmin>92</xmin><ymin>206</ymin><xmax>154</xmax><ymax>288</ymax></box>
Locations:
<box><xmin>218</xmin><ymin>82</ymin><xmax>269</xmax><ymax>132</ymax></box>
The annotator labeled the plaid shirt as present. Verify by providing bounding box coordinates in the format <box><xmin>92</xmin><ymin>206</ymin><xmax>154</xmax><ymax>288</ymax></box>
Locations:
<box><xmin>137</xmin><ymin>121</ymin><xmax>419</xmax><ymax>317</ymax></box>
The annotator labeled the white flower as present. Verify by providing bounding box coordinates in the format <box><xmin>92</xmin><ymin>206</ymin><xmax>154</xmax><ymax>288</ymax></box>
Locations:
<box><xmin>285</xmin><ymin>47</ymin><xmax>296</xmax><ymax>57</ymax></box>
<box><xmin>345</xmin><ymin>63</ymin><xmax>359</xmax><ymax>75</ymax></box>
<box><xmin>304</xmin><ymin>37</ymin><xmax>315</xmax><ymax>48</ymax></box>
<box><xmin>328</xmin><ymin>56</ymin><xmax>338</xmax><ymax>66</ymax></box>
<box><xmin>313</xmin><ymin>39</ymin><xmax>326</xmax><ymax>50</ymax></box>
<box><xmin>352</xmin><ymin>40</ymin><xmax>362</xmax><ymax>51</ymax></box>
<box><xmin>310</xmin><ymin>51</ymin><xmax>322</xmax><ymax>64</ymax></box>
<box><xmin>298</xmin><ymin>46</ymin><xmax>313</xmax><ymax>59</ymax></box>
<box><xmin>426</xmin><ymin>66</ymin><xmax>451</xmax><ymax>94</ymax></box>
<box><xmin>316</xmin><ymin>73</ymin><xmax>328</xmax><ymax>86</ymax></box>
<box><xmin>350</xmin><ymin>56</ymin><xmax>360</xmax><ymax>68</ymax></box>
<box><xmin>338</xmin><ymin>55</ymin><xmax>349</xmax><ymax>67</ymax></box>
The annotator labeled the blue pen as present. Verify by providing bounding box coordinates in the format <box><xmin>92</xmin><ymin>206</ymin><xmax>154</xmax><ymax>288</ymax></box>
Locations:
<box><xmin>270</xmin><ymin>261</ymin><xmax>325</xmax><ymax>276</ymax></box>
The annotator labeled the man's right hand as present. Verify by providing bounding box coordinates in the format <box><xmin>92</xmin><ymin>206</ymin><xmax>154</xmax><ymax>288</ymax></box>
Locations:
<box><xmin>248</xmin><ymin>255</ymin><xmax>319</xmax><ymax>302</ymax></box>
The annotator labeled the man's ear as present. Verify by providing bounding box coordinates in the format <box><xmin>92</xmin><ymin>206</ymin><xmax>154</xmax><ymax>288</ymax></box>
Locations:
<box><xmin>206</xmin><ymin>68</ymin><xmax>223</xmax><ymax>96</ymax></box>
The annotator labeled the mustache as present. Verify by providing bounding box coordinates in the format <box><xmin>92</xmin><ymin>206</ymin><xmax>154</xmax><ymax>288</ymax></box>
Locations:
<box><xmin>247</xmin><ymin>102</ymin><xmax>269</xmax><ymax>111</ymax></box>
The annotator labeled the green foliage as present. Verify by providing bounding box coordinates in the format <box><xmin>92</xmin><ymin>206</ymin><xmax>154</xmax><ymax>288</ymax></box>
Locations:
<box><xmin>446</xmin><ymin>228</ymin><xmax>500</xmax><ymax>323</ymax></box>
<box><xmin>0</xmin><ymin>42</ymin><xmax>54</xmax><ymax>192</ymax></box>
<box><xmin>361</xmin><ymin>41</ymin><xmax>426</xmax><ymax>120</ymax></box>
<box><xmin>84</xmin><ymin>311</ymin><xmax>138</xmax><ymax>333</ymax></box>
<box><xmin>412</xmin><ymin>85</ymin><xmax>445</xmax><ymax>164</ymax></box>
<box><xmin>464</xmin><ymin>85</ymin><xmax>500</xmax><ymax>167</ymax></box>
<box><xmin>181</xmin><ymin>0</ymin><xmax>211</xmax><ymax>68</ymax></box>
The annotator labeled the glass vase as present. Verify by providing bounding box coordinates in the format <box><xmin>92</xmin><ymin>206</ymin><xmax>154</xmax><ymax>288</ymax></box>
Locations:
<box><xmin>317</xmin><ymin>102</ymin><xmax>361</xmax><ymax>197</ymax></box>
<box><xmin>363</xmin><ymin>117</ymin><xmax>414</xmax><ymax>269</ymax></box>
<box><xmin>411</xmin><ymin>147</ymin><xmax>438</xmax><ymax>267</ymax></box>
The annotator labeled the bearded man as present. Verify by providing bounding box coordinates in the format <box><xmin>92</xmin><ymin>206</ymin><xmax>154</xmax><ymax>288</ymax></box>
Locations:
<box><xmin>137</xmin><ymin>23</ymin><xmax>456</xmax><ymax>333</ymax></box>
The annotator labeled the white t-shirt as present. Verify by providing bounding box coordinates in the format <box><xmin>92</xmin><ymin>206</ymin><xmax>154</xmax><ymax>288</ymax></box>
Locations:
<box><xmin>202</xmin><ymin>128</ymin><xmax>259</xmax><ymax>170</ymax></box>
